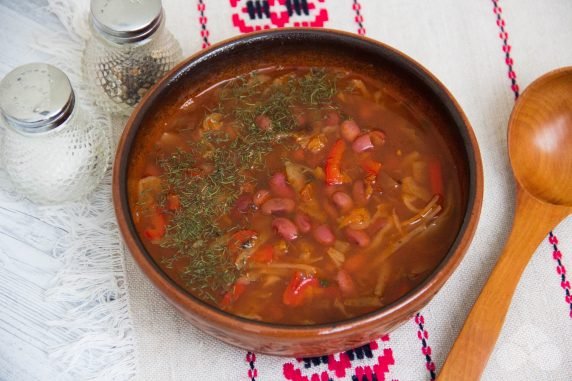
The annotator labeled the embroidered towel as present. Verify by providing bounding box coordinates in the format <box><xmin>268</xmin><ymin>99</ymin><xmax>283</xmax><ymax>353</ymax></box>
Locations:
<box><xmin>24</xmin><ymin>0</ymin><xmax>572</xmax><ymax>379</ymax></box>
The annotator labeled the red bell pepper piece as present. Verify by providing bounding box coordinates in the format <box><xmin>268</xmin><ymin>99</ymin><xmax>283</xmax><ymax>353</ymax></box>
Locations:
<box><xmin>283</xmin><ymin>271</ymin><xmax>319</xmax><ymax>306</ymax></box>
<box><xmin>325</xmin><ymin>139</ymin><xmax>347</xmax><ymax>185</ymax></box>
<box><xmin>220</xmin><ymin>280</ymin><xmax>248</xmax><ymax>308</ymax></box>
<box><xmin>143</xmin><ymin>208</ymin><xmax>167</xmax><ymax>242</ymax></box>
<box><xmin>166</xmin><ymin>194</ymin><xmax>181</xmax><ymax>211</ymax></box>
<box><xmin>360</xmin><ymin>157</ymin><xmax>382</xmax><ymax>177</ymax></box>
<box><xmin>429</xmin><ymin>158</ymin><xmax>443</xmax><ymax>196</ymax></box>
<box><xmin>228</xmin><ymin>230</ymin><xmax>258</xmax><ymax>255</ymax></box>
<box><xmin>250</xmin><ymin>244</ymin><xmax>274</xmax><ymax>264</ymax></box>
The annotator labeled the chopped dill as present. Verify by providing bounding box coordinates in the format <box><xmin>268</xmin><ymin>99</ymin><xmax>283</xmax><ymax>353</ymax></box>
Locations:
<box><xmin>297</xmin><ymin>68</ymin><xmax>337</xmax><ymax>105</ymax></box>
<box><xmin>157</xmin><ymin>68</ymin><xmax>339</xmax><ymax>301</ymax></box>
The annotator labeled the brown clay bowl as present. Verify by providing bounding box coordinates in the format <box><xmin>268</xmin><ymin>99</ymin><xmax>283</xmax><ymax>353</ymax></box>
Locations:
<box><xmin>113</xmin><ymin>28</ymin><xmax>483</xmax><ymax>356</ymax></box>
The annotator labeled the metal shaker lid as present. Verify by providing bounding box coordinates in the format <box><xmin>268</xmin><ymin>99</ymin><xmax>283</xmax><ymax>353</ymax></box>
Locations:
<box><xmin>90</xmin><ymin>0</ymin><xmax>164</xmax><ymax>44</ymax></box>
<box><xmin>0</xmin><ymin>63</ymin><xmax>75</xmax><ymax>134</ymax></box>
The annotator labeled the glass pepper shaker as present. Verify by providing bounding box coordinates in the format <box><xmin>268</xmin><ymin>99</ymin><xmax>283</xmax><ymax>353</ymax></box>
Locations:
<box><xmin>83</xmin><ymin>0</ymin><xmax>182</xmax><ymax>116</ymax></box>
<box><xmin>0</xmin><ymin>63</ymin><xmax>110</xmax><ymax>204</ymax></box>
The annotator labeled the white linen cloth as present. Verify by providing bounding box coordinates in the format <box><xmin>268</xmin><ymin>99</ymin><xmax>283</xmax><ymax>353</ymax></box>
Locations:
<box><xmin>1</xmin><ymin>0</ymin><xmax>571</xmax><ymax>380</ymax></box>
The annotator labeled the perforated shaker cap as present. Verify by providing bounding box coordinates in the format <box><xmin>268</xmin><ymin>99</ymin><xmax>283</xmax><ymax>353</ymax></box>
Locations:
<box><xmin>90</xmin><ymin>0</ymin><xmax>164</xmax><ymax>44</ymax></box>
<box><xmin>0</xmin><ymin>63</ymin><xmax>75</xmax><ymax>134</ymax></box>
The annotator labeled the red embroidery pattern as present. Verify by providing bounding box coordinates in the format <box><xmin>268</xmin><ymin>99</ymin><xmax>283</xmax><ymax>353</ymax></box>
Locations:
<box><xmin>246</xmin><ymin>351</ymin><xmax>258</xmax><ymax>380</ymax></box>
<box><xmin>197</xmin><ymin>0</ymin><xmax>211</xmax><ymax>48</ymax></box>
<box><xmin>282</xmin><ymin>335</ymin><xmax>395</xmax><ymax>381</ymax></box>
<box><xmin>548</xmin><ymin>233</ymin><xmax>572</xmax><ymax>318</ymax></box>
<box><xmin>491</xmin><ymin>0</ymin><xmax>519</xmax><ymax>98</ymax></box>
<box><xmin>230</xmin><ymin>0</ymin><xmax>329</xmax><ymax>33</ymax></box>
<box><xmin>415</xmin><ymin>313</ymin><xmax>436</xmax><ymax>380</ymax></box>
<box><xmin>352</xmin><ymin>0</ymin><xmax>366</xmax><ymax>35</ymax></box>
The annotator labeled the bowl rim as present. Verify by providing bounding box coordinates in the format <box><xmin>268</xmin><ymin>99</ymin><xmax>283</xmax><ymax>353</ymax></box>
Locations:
<box><xmin>113</xmin><ymin>28</ymin><xmax>484</xmax><ymax>337</ymax></box>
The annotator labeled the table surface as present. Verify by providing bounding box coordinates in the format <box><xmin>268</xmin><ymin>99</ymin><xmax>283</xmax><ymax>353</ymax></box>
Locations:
<box><xmin>0</xmin><ymin>2</ymin><xmax>73</xmax><ymax>380</ymax></box>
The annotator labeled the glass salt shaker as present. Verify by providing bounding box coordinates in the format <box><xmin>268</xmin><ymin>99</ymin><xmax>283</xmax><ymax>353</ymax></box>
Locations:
<box><xmin>83</xmin><ymin>0</ymin><xmax>182</xmax><ymax>116</ymax></box>
<box><xmin>0</xmin><ymin>63</ymin><xmax>110</xmax><ymax>204</ymax></box>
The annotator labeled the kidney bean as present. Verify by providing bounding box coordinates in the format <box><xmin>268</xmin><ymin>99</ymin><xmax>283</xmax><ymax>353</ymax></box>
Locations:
<box><xmin>352</xmin><ymin>133</ymin><xmax>374</xmax><ymax>153</ymax></box>
<box><xmin>325</xmin><ymin>111</ymin><xmax>340</xmax><ymax>126</ymax></box>
<box><xmin>261</xmin><ymin>198</ymin><xmax>296</xmax><ymax>215</ymax></box>
<box><xmin>294</xmin><ymin>212</ymin><xmax>312</xmax><ymax>233</ymax></box>
<box><xmin>293</xmin><ymin>108</ymin><xmax>307</xmax><ymax>127</ymax></box>
<box><xmin>322</xmin><ymin>200</ymin><xmax>339</xmax><ymax>220</ymax></box>
<box><xmin>332</xmin><ymin>191</ymin><xmax>354</xmax><ymax>214</ymax></box>
<box><xmin>269</xmin><ymin>172</ymin><xmax>296</xmax><ymax>199</ymax></box>
<box><xmin>345</xmin><ymin>228</ymin><xmax>371</xmax><ymax>247</ymax></box>
<box><xmin>340</xmin><ymin>120</ymin><xmax>360</xmax><ymax>142</ymax></box>
<box><xmin>324</xmin><ymin>185</ymin><xmax>343</xmax><ymax>196</ymax></box>
<box><xmin>234</xmin><ymin>193</ymin><xmax>254</xmax><ymax>213</ymax></box>
<box><xmin>337</xmin><ymin>269</ymin><xmax>356</xmax><ymax>296</ymax></box>
<box><xmin>352</xmin><ymin>180</ymin><xmax>369</xmax><ymax>206</ymax></box>
<box><xmin>255</xmin><ymin>115</ymin><xmax>272</xmax><ymax>131</ymax></box>
<box><xmin>272</xmin><ymin>218</ymin><xmax>299</xmax><ymax>241</ymax></box>
<box><xmin>253</xmin><ymin>189</ymin><xmax>271</xmax><ymax>206</ymax></box>
<box><xmin>313</xmin><ymin>224</ymin><xmax>335</xmax><ymax>245</ymax></box>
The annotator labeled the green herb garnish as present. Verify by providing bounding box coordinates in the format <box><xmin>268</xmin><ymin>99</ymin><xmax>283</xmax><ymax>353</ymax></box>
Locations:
<box><xmin>158</xmin><ymin>68</ymin><xmax>339</xmax><ymax>301</ymax></box>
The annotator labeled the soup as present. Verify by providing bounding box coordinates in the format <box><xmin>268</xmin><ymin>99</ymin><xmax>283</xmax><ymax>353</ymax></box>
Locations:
<box><xmin>129</xmin><ymin>67</ymin><xmax>463</xmax><ymax>325</ymax></box>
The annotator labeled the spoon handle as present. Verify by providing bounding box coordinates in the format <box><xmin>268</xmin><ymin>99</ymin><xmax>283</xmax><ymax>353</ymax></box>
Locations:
<box><xmin>437</xmin><ymin>189</ymin><xmax>570</xmax><ymax>380</ymax></box>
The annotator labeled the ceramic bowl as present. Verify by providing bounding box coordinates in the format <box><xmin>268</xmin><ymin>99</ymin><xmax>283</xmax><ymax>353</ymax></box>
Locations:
<box><xmin>113</xmin><ymin>28</ymin><xmax>483</xmax><ymax>356</ymax></box>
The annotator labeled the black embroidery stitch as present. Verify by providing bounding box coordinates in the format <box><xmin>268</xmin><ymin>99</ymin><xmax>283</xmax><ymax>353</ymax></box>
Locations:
<box><xmin>286</xmin><ymin>0</ymin><xmax>309</xmax><ymax>16</ymax></box>
<box><xmin>246</xmin><ymin>0</ymin><xmax>270</xmax><ymax>19</ymax></box>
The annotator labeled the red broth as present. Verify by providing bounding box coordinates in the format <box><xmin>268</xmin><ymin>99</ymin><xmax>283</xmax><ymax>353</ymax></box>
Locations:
<box><xmin>128</xmin><ymin>67</ymin><xmax>463</xmax><ymax>325</ymax></box>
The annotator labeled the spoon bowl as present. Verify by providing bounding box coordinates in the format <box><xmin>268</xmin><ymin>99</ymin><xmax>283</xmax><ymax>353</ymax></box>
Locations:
<box><xmin>510</xmin><ymin>68</ymin><xmax>572</xmax><ymax>206</ymax></box>
<box><xmin>439</xmin><ymin>67</ymin><xmax>572</xmax><ymax>380</ymax></box>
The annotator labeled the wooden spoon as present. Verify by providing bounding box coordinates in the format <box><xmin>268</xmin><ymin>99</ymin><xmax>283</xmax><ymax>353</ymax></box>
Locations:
<box><xmin>438</xmin><ymin>67</ymin><xmax>572</xmax><ymax>380</ymax></box>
